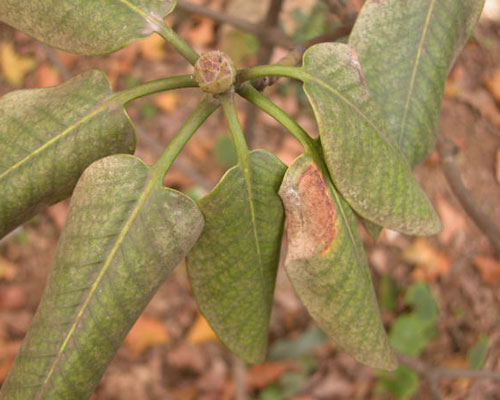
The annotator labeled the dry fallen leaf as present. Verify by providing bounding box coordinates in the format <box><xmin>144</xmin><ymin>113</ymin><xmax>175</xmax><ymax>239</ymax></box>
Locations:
<box><xmin>403</xmin><ymin>238</ymin><xmax>451</xmax><ymax>282</ymax></box>
<box><xmin>154</xmin><ymin>92</ymin><xmax>178</xmax><ymax>113</ymax></box>
<box><xmin>186</xmin><ymin>313</ymin><xmax>218</xmax><ymax>344</ymax></box>
<box><xmin>484</xmin><ymin>68</ymin><xmax>500</xmax><ymax>103</ymax></box>
<box><xmin>124</xmin><ymin>315</ymin><xmax>169</xmax><ymax>356</ymax></box>
<box><xmin>436</xmin><ymin>197</ymin><xmax>467</xmax><ymax>245</ymax></box>
<box><xmin>186</xmin><ymin>17</ymin><xmax>215</xmax><ymax>47</ymax></box>
<box><xmin>139</xmin><ymin>34</ymin><xmax>167</xmax><ymax>61</ymax></box>
<box><xmin>36</xmin><ymin>62</ymin><xmax>62</xmax><ymax>88</ymax></box>
<box><xmin>496</xmin><ymin>147</ymin><xmax>500</xmax><ymax>185</ymax></box>
<box><xmin>46</xmin><ymin>201</ymin><xmax>69</xmax><ymax>231</ymax></box>
<box><xmin>246</xmin><ymin>361</ymin><xmax>296</xmax><ymax>389</ymax></box>
<box><xmin>0</xmin><ymin>286</ymin><xmax>26</xmax><ymax>310</ymax></box>
<box><xmin>458</xmin><ymin>88</ymin><xmax>500</xmax><ymax>128</ymax></box>
<box><xmin>0</xmin><ymin>257</ymin><xmax>17</xmax><ymax>282</ymax></box>
<box><xmin>0</xmin><ymin>41</ymin><xmax>37</xmax><ymax>87</ymax></box>
<box><xmin>474</xmin><ymin>256</ymin><xmax>500</xmax><ymax>286</ymax></box>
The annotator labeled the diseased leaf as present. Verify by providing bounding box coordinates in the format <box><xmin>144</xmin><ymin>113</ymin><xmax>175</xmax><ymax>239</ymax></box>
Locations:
<box><xmin>0</xmin><ymin>70</ymin><xmax>135</xmax><ymax>239</ymax></box>
<box><xmin>279</xmin><ymin>155</ymin><xmax>396</xmax><ymax>370</ymax></box>
<box><xmin>302</xmin><ymin>42</ymin><xmax>441</xmax><ymax>236</ymax></box>
<box><xmin>0</xmin><ymin>155</ymin><xmax>204</xmax><ymax>400</ymax></box>
<box><xmin>187</xmin><ymin>150</ymin><xmax>286</xmax><ymax>363</ymax></box>
<box><xmin>349</xmin><ymin>0</ymin><xmax>485</xmax><ymax>167</ymax></box>
<box><xmin>0</xmin><ymin>0</ymin><xmax>176</xmax><ymax>55</ymax></box>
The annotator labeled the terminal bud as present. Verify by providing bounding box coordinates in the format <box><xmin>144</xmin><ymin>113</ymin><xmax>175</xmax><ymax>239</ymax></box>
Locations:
<box><xmin>194</xmin><ymin>51</ymin><xmax>236</xmax><ymax>94</ymax></box>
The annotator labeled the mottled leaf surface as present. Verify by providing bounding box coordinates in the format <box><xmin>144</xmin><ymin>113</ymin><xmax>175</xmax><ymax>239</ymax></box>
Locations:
<box><xmin>279</xmin><ymin>155</ymin><xmax>396</xmax><ymax>370</ymax></box>
<box><xmin>349</xmin><ymin>0</ymin><xmax>484</xmax><ymax>167</ymax></box>
<box><xmin>0</xmin><ymin>155</ymin><xmax>204</xmax><ymax>400</ymax></box>
<box><xmin>187</xmin><ymin>150</ymin><xmax>286</xmax><ymax>363</ymax></box>
<box><xmin>0</xmin><ymin>70</ymin><xmax>135</xmax><ymax>239</ymax></box>
<box><xmin>0</xmin><ymin>0</ymin><xmax>176</xmax><ymax>55</ymax></box>
<box><xmin>302</xmin><ymin>43</ymin><xmax>441</xmax><ymax>235</ymax></box>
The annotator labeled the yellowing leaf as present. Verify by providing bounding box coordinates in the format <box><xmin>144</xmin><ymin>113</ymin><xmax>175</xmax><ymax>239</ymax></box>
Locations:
<box><xmin>154</xmin><ymin>92</ymin><xmax>178</xmax><ymax>113</ymax></box>
<box><xmin>139</xmin><ymin>34</ymin><xmax>167</xmax><ymax>61</ymax></box>
<box><xmin>186</xmin><ymin>313</ymin><xmax>218</xmax><ymax>344</ymax></box>
<box><xmin>0</xmin><ymin>41</ymin><xmax>37</xmax><ymax>87</ymax></box>
<box><xmin>124</xmin><ymin>315</ymin><xmax>170</xmax><ymax>356</ymax></box>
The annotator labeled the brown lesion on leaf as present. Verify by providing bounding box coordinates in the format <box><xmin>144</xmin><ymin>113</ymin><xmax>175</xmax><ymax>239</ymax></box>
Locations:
<box><xmin>280</xmin><ymin>162</ymin><xmax>336</xmax><ymax>261</ymax></box>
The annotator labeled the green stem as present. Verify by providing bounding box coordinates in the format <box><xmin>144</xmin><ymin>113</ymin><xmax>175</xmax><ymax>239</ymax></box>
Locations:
<box><xmin>237</xmin><ymin>65</ymin><xmax>309</xmax><ymax>85</ymax></box>
<box><xmin>220</xmin><ymin>94</ymin><xmax>251</xmax><ymax>182</ymax></box>
<box><xmin>117</xmin><ymin>74</ymin><xmax>198</xmax><ymax>105</ymax></box>
<box><xmin>237</xmin><ymin>83</ymin><xmax>316</xmax><ymax>154</ymax></box>
<box><xmin>236</xmin><ymin>83</ymin><xmax>328</xmax><ymax>177</ymax></box>
<box><xmin>157</xmin><ymin>24</ymin><xmax>200</xmax><ymax>65</ymax></box>
<box><xmin>152</xmin><ymin>96</ymin><xmax>218</xmax><ymax>180</ymax></box>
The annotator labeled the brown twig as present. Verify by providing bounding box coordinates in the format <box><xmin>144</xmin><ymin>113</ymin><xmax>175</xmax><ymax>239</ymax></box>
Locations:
<box><xmin>176</xmin><ymin>0</ymin><xmax>294</xmax><ymax>48</ymax></box>
<box><xmin>244</xmin><ymin>0</ymin><xmax>284</xmax><ymax>144</ymax></box>
<box><xmin>397</xmin><ymin>352</ymin><xmax>500</xmax><ymax>400</ymax></box>
<box><xmin>436</xmin><ymin>135</ymin><xmax>500</xmax><ymax>256</ymax></box>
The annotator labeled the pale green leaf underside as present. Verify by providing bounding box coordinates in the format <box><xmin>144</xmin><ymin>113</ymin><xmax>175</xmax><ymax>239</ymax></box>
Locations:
<box><xmin>0</xmin><ymin>0</ymin><xmax>176</xmax><ymax>55</ymax></box>
<box><xmin>302</xmin><ymin>42</ymin><xmax>441</xmax><ymax>236</ymax></box>
<box><xmin>279</xmin><ymin>155</ymin><xmax>396</xmax><ymax>370</ymax></box>
<box><xmin>0</xmin><ymin>70</ymin><xmax>135</xmax><ymax>239</ymax></box>
<box><xmin>349</xmin><ymin>0</ymin><xmax>485</xmax><ymax>167</ymax></box>
<box><xmin>187</xmin><ymin>150</ymin><xmax>286</xmax><ymax>363</ymax></box>
<box><xmin>0</xmin><ymin>155</ymin><xmax>204</xmax><ymax>400</ymax></box>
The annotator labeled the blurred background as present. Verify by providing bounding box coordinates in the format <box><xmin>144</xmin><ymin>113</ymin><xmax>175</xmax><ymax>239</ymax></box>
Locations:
<box><xmin>1</xmin><ymin>0</ymin><xmax>500</xmax><ymax>399</ymax></box>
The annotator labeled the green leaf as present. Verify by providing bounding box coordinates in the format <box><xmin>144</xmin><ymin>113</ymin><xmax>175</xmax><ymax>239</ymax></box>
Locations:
<box><xmin>268</xmin><ymin>326</ymin><xmax>327</xmax><ymax>361</ymax></box>
<box><xmin>377</xmin><ymin>366</ymin><xmax>420</xmax><ymax>399</ymax></box>
<box><xmin>390</xmin><ymin>314</ymin><xmax>436</xmax><ymax>356</ymax></box>
<box><xmin>214</xmin><ymin>134</ymin><xmax>238</xmax><ymax>168</ymax></box>
<box><xmin>0</xmin><ymin>0</ymin><xmax>176</xmax><ymax>55</ymax></box>
<box><xmin>279</xmin><ymin>154</ymin><xmax>396</xmax><ymax>370</ymax></box>
<box><xmin>0</xmin><ymin>70</ymin><xmax>135</xmax><ymax>239</ymax></box>
<box><xmin>379</xmin><ymin>276</ymin><xmax>398</xmax><ymax>313</ymax></box>
<box><xmin>301</xmin><ymin>42</ymin><xmax>441</xmax><ymax>236</ymax></box>
<box><xmin>467</xmin><ymin>335</ymin><xmax>489</xmax><ymax>370</ymax></box>
<box><xmin>0</xmin><ymin>155</ymin><xmax>204</xmax><ymax>400</ymax></box>
<box><xmin>406</xmin><ymin>281</ymin><xmax>439</xmax><ymax>322</ymax></box>
<box><xmin>187</xmin><ymin>150</ymin><xmax>286</xmax><ymax>363</ymax></box>
<box><xmin>349</xmin><ymin>0</ymin><xmax>485</xmax><ymax>167</ymax></box>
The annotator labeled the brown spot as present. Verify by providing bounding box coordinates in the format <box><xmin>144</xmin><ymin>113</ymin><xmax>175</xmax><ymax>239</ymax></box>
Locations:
<box><xmin>281</xmin><ymin>163</ymin><xmax>336</xmax><ymax>261</ymax></box>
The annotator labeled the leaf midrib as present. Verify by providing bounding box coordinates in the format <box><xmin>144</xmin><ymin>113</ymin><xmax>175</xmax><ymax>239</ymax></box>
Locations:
<box><xmin>0</xmin><ymin>94</ymin><xmax>120</xmax><ymax>182</ymax></box>
<box><xmin>39</xmin><ymin>172</ymin><xmax>156</xmax><ymax>394</ymax></box>
<box><xmin>398</xmin><ymin>0</ymin><xmax>437</xmax><ymax>146</ymax></box>
<box><xmin>301</xmin><ymin>69</ymin><xmax>408</xmax><ymax>166</ymax></box>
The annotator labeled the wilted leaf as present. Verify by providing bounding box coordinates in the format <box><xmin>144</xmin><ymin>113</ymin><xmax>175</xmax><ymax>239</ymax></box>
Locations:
<box><xmin>279</xmin><ymin>155</ymin><xmax>395</xmax><ymax>370</ymax></box>
<box><xmin>0</xmin><ymin>70</ymin><xmax>136</xmax><ymax>239</ymax></box>
<box><xmin>187</xmin><ymin>150</ymin><xmax>286</xmax><ymax>363</ymax></box>
<box><xmin>350</xmin><ymin>0</ymin><xmax>485</xmax><ymax>167</ymax></box>
<box><xmin>0</xmin><ymin>0</ymin><xmax>176</xmax><ymax>55</ymax></box>
<box><xmin>467</xmin><ymin>335</ymin><xmax>489</xmax><ymax>370</ymax></box>
<box><xmin>473</xmin><ymin>256</ymin><xmax>500</xmax><ymax>286</ymax></box>
<box><xmin>186</xmin><ymin>313</ymin><xmax>218</xmax><ymax>344</ymax></box>
<box><xmin>0</xmin><ymin>155</ymin><xmax>204</xmax><ymax>399</ymax></box>
<box><xmin>124</xmin><ymin>315</ymin><xmax>170</xmax><ymax>356</ymax></box>
<box><xmin>403</xmin><ymin>239</ymin><xmax>450</xmax><ymax>282</ymax></box>
<box><xmin>302</xmin><ymin>43</ymin><xmax>441</xmax><ymax>235</ymax></box>
<box><xmin>0</xmin><ymin>41</ymin><xmax>37</xmax><ymax>87</ymax></box>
